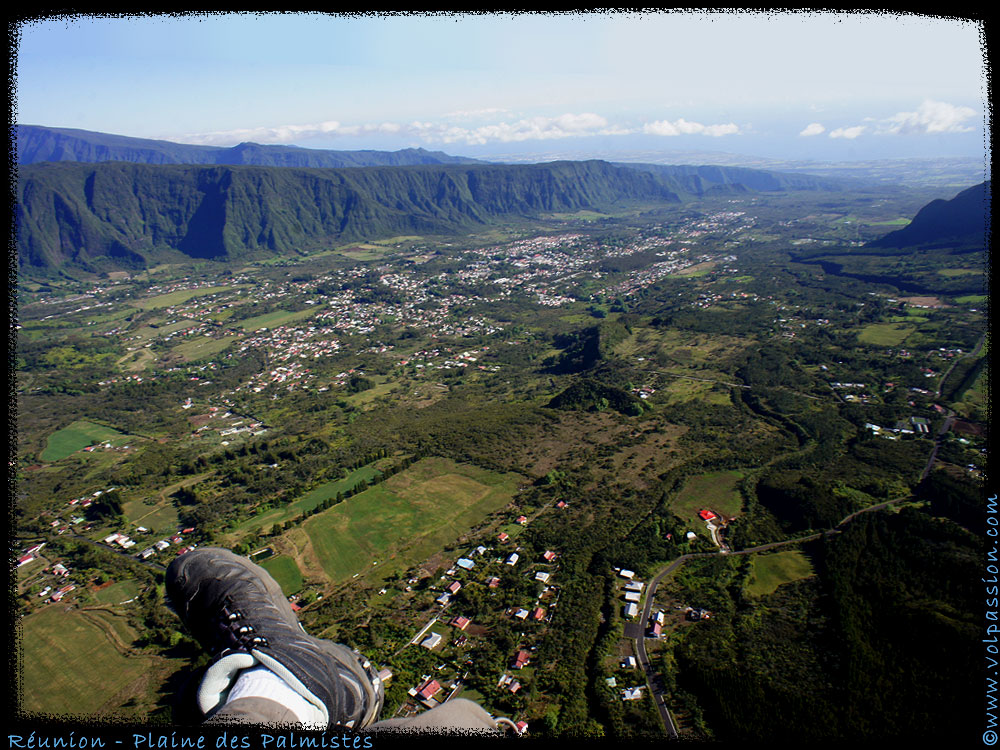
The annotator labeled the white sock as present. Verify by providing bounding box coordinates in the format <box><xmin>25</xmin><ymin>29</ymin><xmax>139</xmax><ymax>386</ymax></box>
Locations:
<box><xmin>226</xmin><ymin>666</ymin><xmax>326</xmax><ymax>727</ymax></box>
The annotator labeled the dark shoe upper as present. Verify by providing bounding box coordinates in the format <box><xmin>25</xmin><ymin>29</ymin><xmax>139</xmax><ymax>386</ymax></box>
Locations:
<box><xmin>166</xmin><ymin>548</ymin><xmax>384</xmax><ymax>729</ymax></box>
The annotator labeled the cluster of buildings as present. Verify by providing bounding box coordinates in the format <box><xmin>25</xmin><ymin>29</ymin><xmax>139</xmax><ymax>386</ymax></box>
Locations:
<box><xmin>103</xmin><ymin>526</ymin><xmax>196</xmax><ymax>560</ymax></box>
<box><xmin>865</xmin><ymin>416</ymin><xmax>932</xmax><ymax>439</ymax></box>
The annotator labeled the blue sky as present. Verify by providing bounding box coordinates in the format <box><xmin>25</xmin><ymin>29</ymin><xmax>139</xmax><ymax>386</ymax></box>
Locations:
<box><xmin>12</xmin><ymin>11</ymin><xmax>990</xmax><ymax>162</ymax></box>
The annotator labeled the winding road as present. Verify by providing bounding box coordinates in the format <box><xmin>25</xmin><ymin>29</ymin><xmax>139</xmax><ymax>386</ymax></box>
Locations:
<box><xmin>632</xmin><ymin>395</ymin><xmax>961</xmax><ymax>737</ymax></box>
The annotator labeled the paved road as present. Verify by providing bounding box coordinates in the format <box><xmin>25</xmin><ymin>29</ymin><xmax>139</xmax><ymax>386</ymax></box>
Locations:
<box><xmin>631</xmin><ymin>493</ymin><xmax>924</xmax><ymax>737</ymax></box>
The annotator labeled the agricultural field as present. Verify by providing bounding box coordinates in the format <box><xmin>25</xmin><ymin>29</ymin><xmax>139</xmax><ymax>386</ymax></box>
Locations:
<box><xmin>123</xmin><ymin>496</ymin><xmax>180</xmax><ymax>535</ymax></box>
<box><xmin>670</xmin><ymin>470</ymin><xmax>745</xmax><ymax>528</ymax></box>
<box><xmin>301</xmin><ymin>457</ymin><xmax>523</xmax><ymax>584</ymax></box>
<box><xmin>937</xmin><ymin>267</ymin><xmax>981</xmax><ymax>277</ymax></box>
<box><xmin>238</xmin><ymin>308</ymin><xmax>317</xmax><ymax>331</ymax></box>
<box><xmin>130</xmin><ymin>285</ymin><xmax>237</xmax><ymax>310</ymax></box>
<box><xmin>19</xmin><ymin>606</ymin><xmax>158</xmax><ymax>716</ymax></box>
<box><xmin>168</xmin><ymin>334</ymin><xmax>239</xmax><ymax>361</ymax></box>
<box><xmin>40</xmin><ymin>420</ymin><xmax>131</xmax><ymax>462</ymax></box>
<box><xmin>857</xmin><ymin>322</ymin><xmax>917</xmax><ymax>347</ymax></box>
<box><xmin>259</xmin><ymin>555</ymin><xmax>305</xmax><ymax>595</ymax></box>
<box><xmin>92</xmin><ymin>579</ymin><xmax>143</xmax><ymax>605</ymax></box>
<box><xmin>745</xmin><ymin>549</ymin><xmax>816</xmax><ymax>597</ymax></box>
<box><xmin>229</xmin><ymin>461</ymin><xmax>388</xmax><ymax>538</ymax></box>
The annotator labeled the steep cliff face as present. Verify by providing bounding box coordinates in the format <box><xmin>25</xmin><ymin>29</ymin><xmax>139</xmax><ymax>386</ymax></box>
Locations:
<box><xmin>16</xmin><ymin>124</ymin><xmax>484</xmax><ymax>167</ymax></box>
<box><xmin>16</xmin><ymin>160</ymin><xmax>684</xmax><ymax>272</ymax></box>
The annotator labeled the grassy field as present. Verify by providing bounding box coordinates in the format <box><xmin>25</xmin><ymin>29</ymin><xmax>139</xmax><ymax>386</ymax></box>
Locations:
<box><xmin>41</xmin><ymin>420</ymin><xmax>129</xmax><ymax>462</ymax></box>
<box><xmin>302</xmin><ymin>457</ymin><xmax>522</xmax><ymax>584</ymax></box>
<box><xmin>867</xmin><ymin>218</ymin><xmax>911</xmax><ymax>226</ymax></box>
<box><xmin>124</xmin><ymin>497</ymin><xmax>180</xmax><ymax>534</ymax></box>
<box><xmin>133</xmin><ymin>319</ymin><xmax>199</xmax><ymax>340</ymax></box>
<box><xmin>671</xmin><ymin>471</ymin><xmax>745</xmax><ymax>526</ymax></box>
<box><xmin>937</xmin><ymin>268</ymin><xmax>982</xmax><ymax>277</ymax></box>
<box><xmin>19</xmin><ymin>606</ymin><xmax>155</xmax><ymax>715</ymax></box>
<box><xmin>131</xmin><ymin>286</ymin><xmax>236</xmax><ymax>310</ymax></box>
<box><xmin>238</xmin><ymin>308</ymin><xmax>317</xmax><ymax>332</ymax></box>
<box><xmin>92</xmin><ymin>579</ymin><xmax>143</xmax><ymax>605</ymax></box>
<box><xmin>857</xmin><ymin>322</ymin><xmax>916</xmax><ymax>347</ymax></box>
<box><xmin>230</xmin><ymin>462</ymin><xmax>387</xmax><ymax>538</ymax></box>
<box><xmin>169</xmin><ymin>334</ymin><xmax>239</xmax><ymax>362</ymax></box>
<box><xmin>658</xmin><ymin>375</ymin><xmax>733</xmax><ymax>406</ymax></box>
<box><xmin>955</xmin><ymin>294</ymin><xmax>987</xmax><ymax>304</ymax></box>
<box><xmin>745</xmin><ymin>550</ymin><xmax>816</xmax><ymax>597</ymax></box>
<box><xmin>260</xmin><ymin>555</ymin><xmax>304</xmax><ymax>595</ymax></box>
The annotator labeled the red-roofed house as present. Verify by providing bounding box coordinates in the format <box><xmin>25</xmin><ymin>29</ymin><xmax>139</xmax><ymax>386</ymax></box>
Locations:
<box><xmin>447</xmin><ymin>581</ymin><xmax>461</xmax><ymax>594</ymax></box>
<box><xmin>516</xmin><ymin>515</ymin><xmax>528</xmax><ymax>525</ymax></box>
<box><xmin>416</xmin><ymin>679</ymin><xmax>442</xmax><ymax>701</ymax></box>
<box><xmin>513</xmin><ymin>650</ymin><xmax>531</xmax><ymax>669</ymax></box>
<box><xmin>450</xmin><ymin>615</ymin><xmax>471</xmax><ymax>631</ymax></box>
<box><xmin>556</xmin><ymin>500</ymin><xmax>567</xmax><ymax>509</ymax></box>
<box><xmin>542</xmin><ymin>550</ymin><xmax>557</xmax><ymax>562</ymax></box>
<box><xmin>698</xmin><ymin>509</ymin><xmax>717</xmax><ymax>521</ymax></box>
<box><xmin>531</xmin><ymin>607</ymin><xmax>546</xmax><ymax>621</ymax></box>
<box><xmin>498</xmin><ymin>532</ymin><xmax>509</xmax><ymax>543</ymax></box>
<box><xmin>487</xmin><ymin>576</ymin><xmax>500</xmax><ymax>588</ymax></box>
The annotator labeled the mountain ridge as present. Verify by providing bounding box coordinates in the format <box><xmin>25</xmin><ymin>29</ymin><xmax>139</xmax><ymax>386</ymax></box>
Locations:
<box><xmin>16</xmin><ymin>124</ymin><xmax>486</xmax><ymax>168</ymax></box>
<box><xmin>16</xmin><ymin>160</ymin><xmax>685</xmax><ymax>273</ymax></box>
<box><xmin>867</xmin><ymin>180</ymin><xmax>990</xmax><ymax>249</ymax></box>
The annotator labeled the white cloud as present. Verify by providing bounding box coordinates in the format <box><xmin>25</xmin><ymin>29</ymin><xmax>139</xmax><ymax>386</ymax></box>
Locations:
<box><xmin>799</xmin><ymin>122</ymin><xmax>825</xmax><ymax>136</ymax></box>
<box><xmin>443</xmin><ymin>107</ymin><xmax>511</xmax><ymax>119</ymax></box>
<box><xmin>642</xmin><ymin>118</ymin><xmax>740</xmax><ymax>137</ymax></box>
<box><xmin>184</xmin><ymin>111</ymin><xmax>750</xmax><ymax>147</ymax></box>
<box><xmin>878</xmin><ymin>99</ymin><xmax>978</xmax><ymax>135</ymax></box>
<box><xmin>829</xmin><ymin>125</ymin><xmax>866</xmax><ymax>139</ymax></box>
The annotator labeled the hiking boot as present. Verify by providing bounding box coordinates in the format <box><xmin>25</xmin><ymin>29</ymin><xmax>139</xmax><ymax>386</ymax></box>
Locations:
<box><xmin>166</xmin><ymin>548</ymin><xmax>384</xmax><ymax>729</ymax></box>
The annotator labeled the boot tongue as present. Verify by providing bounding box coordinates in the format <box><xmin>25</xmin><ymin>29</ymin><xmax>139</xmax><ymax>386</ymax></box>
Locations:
<box><xmin>197</xmin><ymin>651</ymin><xmax>258</xmax><ymax>715</ymax></box>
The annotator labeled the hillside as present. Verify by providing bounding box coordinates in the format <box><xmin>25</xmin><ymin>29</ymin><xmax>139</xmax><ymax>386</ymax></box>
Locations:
<box><xmin>16</xmin><ymin>160</ymin><xmax>684</xmax><ymax>273</ymax></box>
<box><xmin>867</xmin><ymin>180</ymin><xmax>990</xmax><ymax>249</ymax></box>
<box><xmin>16</xmin><ymin>124</ymin><xmax>484</xmax><ymax>168</ymax></box>
<box><xmin>615</xmin><ymin>161</ymin><xmax>849</xmax><ymax>196</ymax></box>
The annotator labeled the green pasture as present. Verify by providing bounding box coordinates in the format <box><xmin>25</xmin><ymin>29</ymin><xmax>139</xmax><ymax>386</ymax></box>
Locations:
<box><xmin>857</xmin><ymin>322</ymin><xmax>916</xmax><ymax>347</ymax></box>
<box><xmin>303</xmin><ymin>457</ymin><xmax>521</xmax><ymax>584</ymax></box>
<box><xmin>231</xmin><ymin>462</ymin><xmax>386</xmax><ymax>537</ymax></box>
<box><xmin>239</xmin><ymin>308</ymin><xmax>318</xmax><ymax>332</ymax></box>
<box><xmin>92</xmin><ymin>579</ymin><xmax>143</xmax><ymax>605</ymax></box>
<box><xmin>671</xmin><ymin>470</ymin><xmax>744</xmax><ymax>526</ymax></box>
<box><xmin>867</xmin><ymin>218</ymin><xmax>911</xmax><ymax>226</ymax></box>
<box><xmin>118</xmin><ymin>347</ymin><xmax>157</xmax><ymax>371</ymax></box>
<box><xmin>544</xmin><ymin>210</ymin><xmax>609</xmax><ymax>221</ymax></box>
<box><xmin>169</xmin><ymin>334</ymin><xmax>238</xmax><ymax>361</ymax></box>
<box><xmin>659</xmin><ymin>376</ymin><xmax>733</xmax><ymax>406</ymax></box>
<box><xmin>335</xmin><ymin>246</ymin><xmax>392</xmax><ymax>261</ymax></box>
<box><xmin>259</xmin><ymin>555</ymin><xmax>304</xmax><ymax>595</ymax></box>
<box><xmin>937</xmin><ymin>268</ymin><xmax>981</xmax><ymax>277</ymax></box>
<box><xmin>19</xmin><ymin>606</ymin><xmax>152</xmax><ymax>715</ymax></box>
<box><xmin>124</xmin><ymin>497</ymin><xmax>179</xmax><ymax>534</ymax></box>
<box><xmin>954</xmin><ymin>294</ymin><xmax>987</xmax><ymax>304</ymax></box>
<box><xmin>131</xmin><ymin>286</ymin><xmax>235</xmax><ymax>310</ymax></box>
<box><xmin>343</xmin><ymin>379</ymin><xmax>397</xmax><ymax>408</ymax></box>
<box><xmin>133</xmin><ymin>319</ymin><xmax>199</xmax><ymax>340</ymax></box>
<box><xmin>745</xmin><ymin>550</ymin><xmax>816</xmax><ymax>597</ymax></box>
<box><xmin>41</xmin><ymin>420</ymin><xmax>128</xmax><ymax>462</ymax></box>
